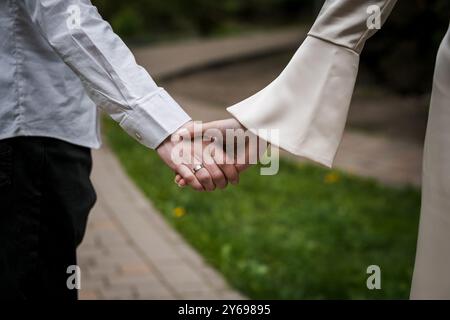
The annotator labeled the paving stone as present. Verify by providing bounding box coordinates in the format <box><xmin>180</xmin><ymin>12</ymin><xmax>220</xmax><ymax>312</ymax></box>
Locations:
<box><xmin>155</xmin><ymin>264</ymin><xmax>213</xmax><ymax>295</ymax></box>
<box><xmin>107</xmin><ymin>274</ymin><xmax>162</xmax><ymax>288</ymax></box>
<box><xmin>197</xmin><ymin>267</ymin><xmax>230</xmax><ymax>291</ymax></box>
<box><xmin>119</xmin><ymin>262</ymin><xmax>153</xmax><ymax>276</ymax></box>
<box><xmin>179</xmin><ymin>289</ymin><xmax>224</xmax><ymax>300</ymax></box>
<box><xmin>174</xmin><ymin>243</ymin><xmax>207</xmax><ymax>268</ymax></box>
<box><xmin>135</xmin><ymin>285</ymin><xmax>176</xmax><ymax>300</ymax></box>
<box><xmin>79</xmin><ymin>289</ymin><xmax>101</xmax><ymax>300</ymax></box>
<box><xmin>80</xmin><ymin>276</ymin><xmax>107</xmax><ymax>291</ymax></box>
<box><xmin>219</xmin><ymin>290</ymin><xmax>247</xmax><ymax>300</ymax></box>
<box><xmin>133</xmin><ymin>28</ymin><xmax>305</xmax><ymax>79</ymax></box>
<box><xmin>100</xmin><ymin>286</ymin><xmax>136</xmax><ymax>300</ymax></box>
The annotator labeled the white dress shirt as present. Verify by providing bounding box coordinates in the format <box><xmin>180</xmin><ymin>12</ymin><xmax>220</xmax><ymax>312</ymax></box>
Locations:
<box><xmin>0</xmin><ymin>0</ymin><xmax>191</xmax><ymax>149</ymax></box>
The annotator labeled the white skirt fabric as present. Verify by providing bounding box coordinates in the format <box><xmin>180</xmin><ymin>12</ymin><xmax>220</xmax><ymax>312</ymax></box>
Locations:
<box><xmin>410</xmin><ymin>26</ymin><xmax>450</xmax><ymax>299</ymax></box>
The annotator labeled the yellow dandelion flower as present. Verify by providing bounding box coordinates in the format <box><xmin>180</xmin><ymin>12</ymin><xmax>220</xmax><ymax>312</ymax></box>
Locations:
<box><xmin>173</xmin><ymin>207</ymin><xmax>186</xmax><ymax>218</ymax></box>
<box><xmin>324</xmin><ymin>172</ymin><xmax>340</xmax><ymax>184</ymax></box>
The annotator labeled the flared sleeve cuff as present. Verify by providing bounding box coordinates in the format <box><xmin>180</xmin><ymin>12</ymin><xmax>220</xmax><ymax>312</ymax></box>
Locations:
<box><xmin>227</xmin><ymin>36</ymin><xmax>360</xmax><ymax>167</ymax></box>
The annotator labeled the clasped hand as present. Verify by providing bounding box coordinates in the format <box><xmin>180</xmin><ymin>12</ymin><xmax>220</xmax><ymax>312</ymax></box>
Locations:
<box><xmin>157</xmin><ymin>119</ymin><xmax>264</xmax><ymax>191</ymax></box>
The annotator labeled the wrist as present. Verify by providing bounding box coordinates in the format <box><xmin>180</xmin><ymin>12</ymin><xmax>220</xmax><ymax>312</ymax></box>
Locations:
<box><xmin>156</xmin><ymin>120</ymin><xmax>193</xmax><ymax>151</ymax></box>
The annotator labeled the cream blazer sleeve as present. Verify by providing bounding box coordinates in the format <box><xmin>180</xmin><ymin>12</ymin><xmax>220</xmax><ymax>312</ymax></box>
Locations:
<box><xmin>227</xmin><ymin>0</ymin><xmax>397</xmax><ymax>167</ymax></box>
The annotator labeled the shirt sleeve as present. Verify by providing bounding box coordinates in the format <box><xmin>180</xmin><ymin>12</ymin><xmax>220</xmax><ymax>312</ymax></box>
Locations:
<box><xmin>227</xmin><ymin>0</ymin><xmax>397</xmax><ymax>167</ymax></box>
<box><xmin>22</xmin><ymin>0</ymin><xmax>191</xmax><ymax>149</ymax></box>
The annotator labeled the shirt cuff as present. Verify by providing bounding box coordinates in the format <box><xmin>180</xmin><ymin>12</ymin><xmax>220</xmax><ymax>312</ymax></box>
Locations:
<box><xmin>119</xmin><ymin>89</ymin><xmax>192</xmax><ymax>149</ymax></box>
<box><xmin>227</xmin><ymin>36</ymin><xmax>359</xmax><ymax>167</ymax></box>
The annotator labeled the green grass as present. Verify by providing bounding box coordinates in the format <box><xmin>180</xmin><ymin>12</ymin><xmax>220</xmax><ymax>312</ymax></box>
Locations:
<box><xmin>104</xmin><ymin>118</ymin><xmax>421</xmax><ymax>299</ymax></box>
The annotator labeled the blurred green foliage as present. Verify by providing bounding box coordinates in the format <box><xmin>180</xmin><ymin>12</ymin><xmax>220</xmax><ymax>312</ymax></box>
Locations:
<box><xmin>92</xmin><ymin>0</ymin><xmax>449</xmax><ymax>93</ymax></box>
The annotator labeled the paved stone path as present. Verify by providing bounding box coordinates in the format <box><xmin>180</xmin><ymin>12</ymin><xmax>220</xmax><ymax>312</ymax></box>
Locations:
<box><xmin>78</xmin><ymin>29</ymin><xmax>305</xmax><ymax>300</ymax></box>
<box><xmin>133</xmin><ymin>28</ymin><xmax>305</xmax><ymax>79</ymax></box>
<box><xmin>78</xmin><ymin>146</ymin><xmax>244</xmax><ymax>300</ymax></box>
<box><xmin>335</xmin><ymin>132</ymin><xmax>422</xmax><ymax>187</ymax></box>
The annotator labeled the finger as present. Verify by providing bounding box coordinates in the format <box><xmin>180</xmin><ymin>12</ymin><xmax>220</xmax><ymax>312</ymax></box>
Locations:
<box><xmin>183</xmin><ymin>156</ymin><xmax>216</xmax><ymax>192</ymax></box>
<box><xmin>203</xmin><ymin>152</ymin><xmax>227</xmax><ymax>189</ymax></box>
<box><xmin>212</xmin><ymin>147</ymin><xmax>239</xmax><ymax>185</ymax></box>
<box><xmin>178</xmin><ymin>179</ymin><xmax>187</xmax><ymax>187</ymax></box>
<box><xmin>234</xmin><ymin>141</ymin><xmax>255</xmax><ymax>172</ymax></box>
<box><xmin>186</xmin><ymin>150</ymin><xmax>217</xmax><ymax>191</ymax></box>
<box><xmin>233</xmin><ymin>132</ymin><xmax>261</xmax><ymax>173</ymax></box>
<box><xmin>192</xmin><ymin>166</ymin><xmax>215</xmax><ymax>191</ymax></box>
<box><xmin>174</xmin><ymin>174</ymin><xmax>187</xmax><ymax>188</ymax></box>
<box><xmin>176</xmin><ymin>164</ymin><xmax>204</xmax><ymax>191</ymax></box>
<box><xmin>236</xmin><ymin>163</ymin><xmax>251</xmax><ymax>173</ymax></box>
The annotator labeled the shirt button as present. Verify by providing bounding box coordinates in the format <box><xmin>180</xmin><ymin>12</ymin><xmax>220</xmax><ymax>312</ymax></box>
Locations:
<box><xmin>135</xmin><ymin>132</ymin><xmax>142</xmax><ymax>140</ymax></box>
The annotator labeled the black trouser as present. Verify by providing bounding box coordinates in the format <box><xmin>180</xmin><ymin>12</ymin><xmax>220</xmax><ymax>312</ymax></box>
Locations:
<box><xmin>0</xmin><ymin>137</ymin><xmax>96</xmax><ymax>300</ymax></box>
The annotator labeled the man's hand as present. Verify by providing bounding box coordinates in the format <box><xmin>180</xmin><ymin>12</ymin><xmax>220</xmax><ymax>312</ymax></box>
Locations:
<box><xmin>157</xmin><ymin>123</ymin><xmax>204</xmax><ymax>191</ymax></box>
